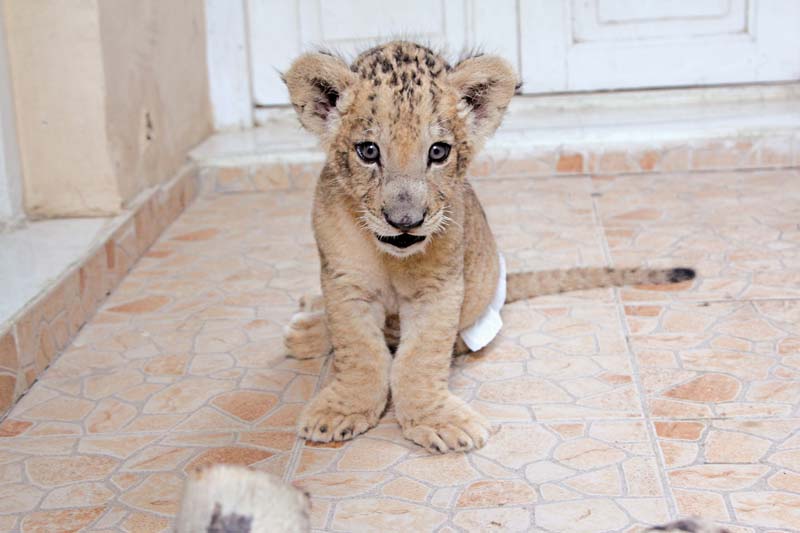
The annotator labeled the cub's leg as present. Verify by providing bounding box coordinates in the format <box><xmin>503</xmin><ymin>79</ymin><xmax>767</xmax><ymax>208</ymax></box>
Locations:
<box><xmin>284</xmin><ymin>294</ymin><xmax>401</xmax><ymax>358</ymax></box>
<box><xmin>284</xmin><ymin>294</ymin><xmax>332</xmax><ymax>359</ymax></box>
<box><xmin>296</xmin><ymin>283</ymin><xmax>392</xmax><ymax>443</ymax></box>
<box><xmin>391</xmin><ymin>281</ymin><xmax>491</xmax><ymax>453</ymax></box>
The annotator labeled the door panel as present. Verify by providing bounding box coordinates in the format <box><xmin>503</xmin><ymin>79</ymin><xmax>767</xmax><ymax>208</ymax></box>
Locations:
<box><xmin>520</xmin><ymin>0</ymin><xmax>800</xmax><ymax>93</ymax></box>
<box><xmin>575</xmin><ymin>0</ymin><xmax>748</xmax><ymax>41</ymax></box>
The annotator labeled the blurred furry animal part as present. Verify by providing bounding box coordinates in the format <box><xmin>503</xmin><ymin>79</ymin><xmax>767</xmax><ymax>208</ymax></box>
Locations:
<box><xmin>176</xmin><ymin>465</ymin><xmax>310</xmax><ymax>533</ymax></box>
<box><xmin>282</xmin><ymin>40</ymin><xmax>696</xmax><ymax>454</ymax></box>
<box><xmin>648</xmin><ymin>518</ymin><xmax>732</xmax><ymax>533</ymax></box>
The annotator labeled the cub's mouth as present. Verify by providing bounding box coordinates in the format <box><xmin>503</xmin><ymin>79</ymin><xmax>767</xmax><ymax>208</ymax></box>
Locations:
<box><xmin>376</xmin><ymin>233</ymin><xmax>427</xmax><ymax>249</ymax></box>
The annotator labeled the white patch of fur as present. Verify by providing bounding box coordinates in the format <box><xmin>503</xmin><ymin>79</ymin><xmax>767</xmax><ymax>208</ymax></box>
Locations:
<box><xmin>176</xmin><ymin>465</ymin><xmax>309</xmax><ymax>533</ymax></box>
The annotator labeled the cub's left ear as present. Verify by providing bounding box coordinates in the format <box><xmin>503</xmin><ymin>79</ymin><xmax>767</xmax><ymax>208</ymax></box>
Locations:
<box><xmin>282</xmin><ymin>52</ymin><xmax>357</xmax><ymax>139</ymax></box>
<box><xmin>448</xmin><ymin>55</ymin><xmax>519</xmax><ymax>143</ymax></box>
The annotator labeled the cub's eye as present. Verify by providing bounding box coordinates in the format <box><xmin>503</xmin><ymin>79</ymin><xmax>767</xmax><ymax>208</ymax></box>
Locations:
<box><xmin>428</xmin><ymin>142</ymin><xmax>451</xmax><ymax>164</ymax></box>
<box><xmin>355</xmin><ymin>142</ymin><xmax>380</xmax><ymax>164</ymax></box>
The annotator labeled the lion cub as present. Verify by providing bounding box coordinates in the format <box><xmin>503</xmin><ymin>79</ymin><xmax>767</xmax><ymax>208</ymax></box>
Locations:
<box><xmin>282</xmin><ymin>41</ymin><xmax>694</xmax><ymax>453</ymax></box>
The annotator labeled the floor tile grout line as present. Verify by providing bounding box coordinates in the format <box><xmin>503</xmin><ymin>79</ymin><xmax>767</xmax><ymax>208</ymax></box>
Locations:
<box><xmin>282</xmin><ymin>353</ymin><xmax>333</xmax><ymax>484</ymax></box>
<box><xmin>613</xmin><ymin>301</ymin><xmax>682</xmax><ymax>520</ymax></box>
<box><xmin>591</xmin><ymin>192</ymin><xmax>680</xmax><ymax>521</ymax></box>
<box><xmin>6</xmin><ymin>414</ymin><xmax>800</xmax><ymax>441</ymax></box>
<box><xmin>4</xmin><ymin>412</ymin><xmax>800</xmax><ymax>437</ymax></box>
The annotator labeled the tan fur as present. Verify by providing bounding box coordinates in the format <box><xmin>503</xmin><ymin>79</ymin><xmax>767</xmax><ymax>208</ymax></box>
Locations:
<box><xmin>282</xmin><ymin>41</ymin><xmax>694</xmax><ymax>453</ymax></box>
<box><xmin>506</xmin><ymin>266</ymin><xmax>694</xmax><ymax>302</ymax></box>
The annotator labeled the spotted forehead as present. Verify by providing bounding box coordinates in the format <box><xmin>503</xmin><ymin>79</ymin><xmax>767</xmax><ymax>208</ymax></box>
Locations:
<box><xmin>351</xmin><ymin>41</ymin><xmax>451</xmax><ymax>80</ymax></box>
<box><xmin>348</xmin><ymin>42</ymin><xmax>454</xmax><ymax>136</ymax></box>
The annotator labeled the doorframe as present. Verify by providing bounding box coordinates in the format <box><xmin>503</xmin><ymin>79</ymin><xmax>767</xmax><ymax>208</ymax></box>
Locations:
<box><xmin>0</xmin><ymin>1</ymin><xmax>24</xmax><ymax>229</ymax></box>
<box><xmin>204</xmin><ymin>0</ymin><xmax>254</xmax><ymax>130</ymax></box>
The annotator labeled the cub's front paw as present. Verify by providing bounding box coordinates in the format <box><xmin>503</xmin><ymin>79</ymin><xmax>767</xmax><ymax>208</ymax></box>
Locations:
<box><xmin>397</xmin><ymin>395</ymin><xmax>492</xmax><ymax>454</ymax></box>
<box><xmin>297</xmin><ymin>384</ymin><xmax>386</xmax><ymax>443</ymax></box>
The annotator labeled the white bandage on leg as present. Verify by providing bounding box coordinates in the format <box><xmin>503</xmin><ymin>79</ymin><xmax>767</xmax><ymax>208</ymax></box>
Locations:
<box><xmin>459</xmin><ymin>253</ymin><xmax>506</xmax><ymax>352</ymax></box>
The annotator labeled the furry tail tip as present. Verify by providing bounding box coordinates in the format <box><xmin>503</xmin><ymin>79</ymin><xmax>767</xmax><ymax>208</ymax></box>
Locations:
<box><xmin>666</xmin><ymin>267</ymin><xmax>696</xmax><ymax>283</ymax></box>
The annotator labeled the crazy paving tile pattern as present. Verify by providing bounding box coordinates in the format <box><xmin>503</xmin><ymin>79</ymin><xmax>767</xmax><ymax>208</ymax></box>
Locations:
<box><xmin>1</xmin><ymin>168</ymin><xmax>799</xmax><ymax>532</ymax></box>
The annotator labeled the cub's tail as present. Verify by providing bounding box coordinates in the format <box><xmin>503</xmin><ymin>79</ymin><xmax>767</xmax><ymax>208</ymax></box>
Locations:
<box><xmin>506</xmin><ymin>266</ymin><xmax>695</xmax><ymax>303</ymax></box>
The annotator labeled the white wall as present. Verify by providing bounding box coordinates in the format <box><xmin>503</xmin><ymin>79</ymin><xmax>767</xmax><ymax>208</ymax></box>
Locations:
<box><xmin>0</xmin><ymin>2</ymin><xmax>23</xmax><ymax>229</ymax></box>
<box><xmin>4</xmin><ymin>0</ymin><xmax>211</xmax><ymax>218</ymax></box>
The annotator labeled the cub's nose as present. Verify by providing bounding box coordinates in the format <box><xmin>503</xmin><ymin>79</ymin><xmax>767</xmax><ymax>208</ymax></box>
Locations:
<box><xmin>383</xmin><ymin>209</ymin><xmax>424</xmax><ymax>231</ymax></box>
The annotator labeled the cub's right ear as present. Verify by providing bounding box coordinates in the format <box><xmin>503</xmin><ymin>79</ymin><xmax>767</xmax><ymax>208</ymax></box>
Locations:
<box><xmin>282</xmin><ymin>53</ymin><xmax>356</xmax><ymax>138</ymax></box>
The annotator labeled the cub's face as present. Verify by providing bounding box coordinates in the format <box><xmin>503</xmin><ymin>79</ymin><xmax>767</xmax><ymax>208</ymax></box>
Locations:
<box><xmin>284</xmin><ymin>42</ymin><xmax>517</xmax><ymax>257</ymax></box>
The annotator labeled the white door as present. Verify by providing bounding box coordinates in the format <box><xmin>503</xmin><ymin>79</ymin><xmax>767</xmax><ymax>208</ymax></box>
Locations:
<box><xmin>520</xmin><ymin>0</ymin><xmax>800</xmax><ymax>93</ymax></box>
<box><xmin>206</xmin><ymin>0</ymin><xmax>800</xmax><ymax>127</ymax></box>
<box><xmin>247</xmin><ymin>0</ymin><xmax>519</xmax><ymax>106</ymax></box>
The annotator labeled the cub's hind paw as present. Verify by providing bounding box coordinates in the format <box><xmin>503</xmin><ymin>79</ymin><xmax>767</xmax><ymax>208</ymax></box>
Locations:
<box><xmin>283</xmin><ymin>310</ymin><xmax>331</xmax><ymax>360</ymax></box>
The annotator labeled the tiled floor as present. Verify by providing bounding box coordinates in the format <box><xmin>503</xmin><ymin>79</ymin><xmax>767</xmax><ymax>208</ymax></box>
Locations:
<box><xmin>1</xmin><ymin>168</ymin><xmax>799</xmax><ymax>532</ymax></box>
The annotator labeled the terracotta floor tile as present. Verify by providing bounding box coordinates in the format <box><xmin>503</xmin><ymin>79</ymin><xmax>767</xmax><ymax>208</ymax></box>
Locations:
<box><xmin>656</xmin><ymin>419</ymin><xmax>800</xmax><ymax>531</ymax></box>
<box><xmin>120</xmin><ymin>511</ymin><xmax>172</xmax><ymax>533</ymax></box>
<box><xmin>26</xmin><ymin>455</ymin><xmax>118</xmax><ymax>486</ymax></box>
<box><xmin>20</xmin><ymin>506</ymin><xmax>105</xmax><ymax>532</ymax></box>
<box><xmin>0</xmin><ymin>419</ymin><xmax>33</xmax><ymax>437</ymax></box>
<box><xmin>237</xmin><ymin>430</ymin><xmax>296</xmax><ymax>451</ymax></box>
<box><xmin>255</xmin><ymin>451</ymin><xmax>292</xmax><ymax>478</ymax></box>
<box><xmin>211</xmin><ymin>390</ymin><xmax>278</xmax><ymax>422</ymax></box>
<box><xmin>294</xmin><ymin>471</ymin><xmax>391</xmax><ymax>498</ymax></box>
<box><xmin>453</xmin><ymin>507</ymin><xmax>532</xmax><ymax>532</ymax></box>
<box><xmin>381</xmin><ymin>476</ymin><xmax>430</xmax><ymax>502</ymax></box>
<box><xmin>85</xmin><ymin>398</ymin><xmax>138</xmax><ymax>433</ymax></box>
<box><xmin>121</xmin><ymin>445</ymin><xmax>195</xmax><ymax>472</ymax></box>
<box><xmin>39</xmin><ymin>481</ymin><xmax>114</xmax><ymax>509</ymax></box>
<box><xmin>0</xmin><ymin>483</ymin><xmax>44</xmax><ymax>513</ymax></box>
<box><xmin>172</xmin><ymin>408</ymin><xmax>248</xmax><ymax>431</ymax></box>
<box><xmin>119</xmin><ymin>472</ymin><xmax>183</xmax><ymax>514</ymax></box>
<box><xmin>595</xmin><ymin>169</ymin><xmax>800</xmax><ymax>228</ymax></box>
<box><xmin>19</xmin><ymin>396</ymin><xmax>95</xmax><ymax>422</ymax></box>
<box><xmin>537</xmin><ymin>499</ymin><xmax>630</xmax><ymax>532</ymax></box>
<box><xmin>142</xmin><ymin>377</ymin><xmax>234</xmax><ymax>414</ymax></box>
<box><xmin>627</xmin><ymin>301</ymin><xmax>800</xmax><ymax>418</ymax></box>
<box><xmin>0</xmin><ymin>436</ymin><xmax>77</xmax><ymax>456</ymax></box>
<box><xmin>331</xmin><ymin>498</ymin><xmax>447</xmax><ymax>532</ymax></box>
<box><xmin>182</xmin><ymin>445</ymin><xmax>274</xmax><ymax>473</ymax></box>
<box><xmin>78</xmin><ymin>434</ymin><xmax>158</xmax><ymax>458</ymax></box>
<box><xmin>456</xmin><ymin>479</ymin><xmax>537</xmax><ymax>507</ymax></box>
